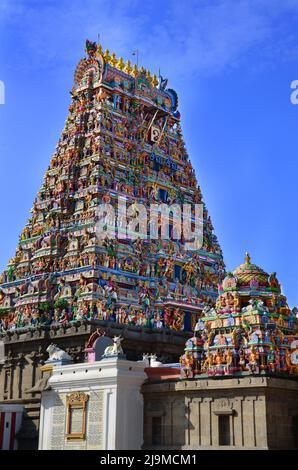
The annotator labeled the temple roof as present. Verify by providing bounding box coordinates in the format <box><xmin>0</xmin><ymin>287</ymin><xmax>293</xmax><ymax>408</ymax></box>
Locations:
<box><xmin>232</xmin><ymin>252</ymin><xmax>269</xmax><ymax>285</ymax></box>
<box><xmin>220</xmin><ymin>252</ymin><xmax>278</xmax><ymax>293</ymax></box>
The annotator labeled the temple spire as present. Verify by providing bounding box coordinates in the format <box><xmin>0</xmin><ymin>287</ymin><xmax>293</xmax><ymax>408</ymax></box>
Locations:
<box><xmin>0</xmin><ymin>38</ymin><xmax>225</xmax><ymax>335</ymax></box>
<box><xmin>245</xmin><ymin>252</ymin><xmax>251</xmax><ymax>264</ymax></box>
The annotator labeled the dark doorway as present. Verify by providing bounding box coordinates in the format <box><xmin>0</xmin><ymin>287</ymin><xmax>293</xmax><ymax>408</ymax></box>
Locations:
<box><xmin>218</xmin><ymin>415</ymin><xmax>230</xmax><ymax>446</ymax></box>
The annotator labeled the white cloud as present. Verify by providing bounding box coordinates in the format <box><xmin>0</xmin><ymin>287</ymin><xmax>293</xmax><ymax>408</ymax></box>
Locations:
<box><xmin>2</xmin><ymin>0</ymin><xmax>298</xmax><ymax>79</ymax></box>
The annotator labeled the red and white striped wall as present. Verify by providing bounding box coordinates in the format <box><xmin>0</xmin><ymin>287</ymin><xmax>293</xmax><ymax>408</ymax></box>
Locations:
<box><xmin>0</xmin><ymin>405</ymin><xmax>23</xmax><ymax>450</ymax></box>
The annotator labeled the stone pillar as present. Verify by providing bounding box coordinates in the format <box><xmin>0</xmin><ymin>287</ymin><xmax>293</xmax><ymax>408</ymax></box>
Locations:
<box><xmin>187</xmin><ymin>397</ymin><xmax>202</xmax><ymax>448</ymax></box>
<box><xmin>15</xmin><ymin>354</ymin><xmax>26</xmax><ymax>399</ymax></box>
<box><xmin>21</xmin><ymin>354</ymin><xmax>34</xmax><ymax>397</ymax></box>
<box><xmin>2</xmin><ymin>361</ymin><xmax>11</xmax><ymax>400</ymax></box>
<box><xmin>200</xmin><ymin>397</ymin><xmax>212</xmax><ymax>447</ymax></box>
<box><xmin>233</xmin><ymin>397</ymin><xmax>244</xmax><ymax>447</ymax></box>
<box><xmin>254</xmin><ymin>396</ymin><xmax>267</xmax><ymax>449</ymax></box>
<box><xmin>3</xmin><ymin>352</ymin><xmax>16</xmax><ymax>400</ymax></box>
<box><xmin>242</xmin><ymin>396</ymin><xmax>257</xmax><ymax>448</ymax></box>
<box><xmin>28</xmin><ymin>352</ymin><xmax>45</xmax><ymax>395</ymax></box>
<box><xmin>171</xmin><ymin>398</ymin><xmax>186</xmax><ymax>447</ymax></box>
<box><xmin>163</xmin><ymin>399</ymin><xmax>173</xmax><ymax>446</ymax></box>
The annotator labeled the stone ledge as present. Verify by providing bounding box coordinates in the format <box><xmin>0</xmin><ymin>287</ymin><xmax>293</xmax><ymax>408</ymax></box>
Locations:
<box><xmin>0</xmin><ymin>320</ymin><xmax>190</xmax><ymax>345</ymax></box>
<box><xmin>142</xmin><ymin>375</ymin><xmax>298</xmax><ymax>393</ymax></box>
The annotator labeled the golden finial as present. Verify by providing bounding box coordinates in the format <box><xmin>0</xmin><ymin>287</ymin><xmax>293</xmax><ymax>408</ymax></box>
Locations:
<box><xmin>131</xmin><ymin>64</ymin><xmax>138</xmax><ymax>77</ymax></box>
<box><xmin>245</xmin><ymin>252</ymin><xmax>251</xmax><ymax>264</ymax></box>
<box><xmin>110</xmin><ymin>52</ymin><xmax>117</xmax><ymax>66</ymax></box>
<box><xmin>124</xmin><ymin>59</ymin><xmax>132</xmax><ymax>74</ymax></box>
<box><xmin>97</xmin><ymin>44</ymin><xmax>103</xmax><ymax>56</ymax></box>
<box><xmin>139</xmin><ymin>66</ymin><xmax>145</xmax><ymax>74</ymax></box>
<box><xmin>104</xmin><ymin>49</ymin><xmax>111</xmax><ymax>62</ymax></box>
<box><xmin>146</xmin><ymin>69</ymin><xmax>151</xmax><ymax>81</ymax></box>
<box><xmin>117</xmin><ymin>57</ymin><xmax>124</xmax><ymax>71</ymax></box>
<box><xmin>151</xmin><ymin>73</ymin><xmax>158</xmax><ymax>87</ymax></box>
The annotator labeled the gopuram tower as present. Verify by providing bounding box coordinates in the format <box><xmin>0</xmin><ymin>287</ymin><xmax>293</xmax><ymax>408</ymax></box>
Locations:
<box><xmin>0</xmin><ymin>40</ymin><xmax>224</xmax><ymax>445</ymax></box>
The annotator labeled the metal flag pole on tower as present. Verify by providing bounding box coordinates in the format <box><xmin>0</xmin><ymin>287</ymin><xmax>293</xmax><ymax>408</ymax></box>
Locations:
<box><xmin>132</xmin><ymin>49</ymin><xmax>139</xmax><ymax>68</ymax></box>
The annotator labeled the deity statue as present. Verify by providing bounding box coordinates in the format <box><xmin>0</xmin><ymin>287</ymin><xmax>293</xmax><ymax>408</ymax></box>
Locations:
<box><xmin>180</xmin><ymin>351</ymin><xmax>194</xmax><ymax>378</ymax></box>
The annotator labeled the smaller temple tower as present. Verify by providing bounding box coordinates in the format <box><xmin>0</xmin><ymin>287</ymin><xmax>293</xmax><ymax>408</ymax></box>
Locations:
<box><xmin>180</xmin><ymin>253</ymin><xmax>298</xmax><ymax>377</ymax></box>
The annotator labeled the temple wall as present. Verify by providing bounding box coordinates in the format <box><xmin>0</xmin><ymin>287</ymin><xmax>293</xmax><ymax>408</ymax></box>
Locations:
<box><xmin>0</xmin><ymin>320</ymin><xmax>187</xmax><ymax>449</ymax></box>
<box><xmin>38</xmin><ymin>359</ymin><xmax>146</xmax><ymax>450</ymax></box>
<box><xmin>142</xmin><ymin>376</ymin><xmax>298</xmax><ymax>450</ymax></box>
<box><xmin>265</xmin><ymin>383</ymin><xmax>298</xmax><ymax>449</ymax></box>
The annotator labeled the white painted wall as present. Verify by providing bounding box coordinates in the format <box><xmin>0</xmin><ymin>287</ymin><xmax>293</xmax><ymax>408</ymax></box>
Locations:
<box><xmin>39</xmin><ymin>358</ymin><xmax>146</xmax><ymax>450</ymax></box>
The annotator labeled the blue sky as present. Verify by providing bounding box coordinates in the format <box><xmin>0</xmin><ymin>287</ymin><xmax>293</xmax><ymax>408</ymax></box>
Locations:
<box><xmin>0</xmin><ymin>0</ymin><xmax>297</xmax><ymax>307</ymax></box>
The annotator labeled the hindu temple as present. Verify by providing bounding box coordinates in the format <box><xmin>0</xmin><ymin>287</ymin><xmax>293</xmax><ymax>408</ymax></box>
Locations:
<box><xmin>32</xmin><ymin>255</ymin><xmax>298</xmax><ymax>450</ymax></box>
<box><xmin>0</xmin><ymin>39</ymin><xmax>297</xmax><ymax>451</ymax></box>
<box><xmin>0</xmin><ymin>40</ymin><xmax>225</xmax><ymax>448</ymax></box>
<box><xmin>142</xmin><ymin>255</ymin><xmax>298</xmax><ymax>450</ymax></box>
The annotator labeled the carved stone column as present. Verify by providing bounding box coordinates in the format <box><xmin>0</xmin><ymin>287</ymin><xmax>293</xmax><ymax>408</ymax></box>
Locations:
<box><xmin>233</xmin><ymin>396</ymin><xmax>245</xmax><ymax>447</ymax></box>
<box><xmin>2</xmin><ymin>361</ymin><xmax>11</xmax><ymax>400</ymax></box>
<box><xmin>15</xmin><ymin>353</ymin><xmax>27</xmax><ymax>399</ymax></box>
<box><xmin>2</xmin><ymin>350</ymin><xmax>16</xmax><ymax>400</ymax></box>
<box><xmin>185</xmin><ymin>396</ymin><xmax>203</xmax><ymax>448</ymax></box>
<box><xmin>27</xmin><ymin>350</ymin><xmax>47</xmax><ymax>396</ymax></box>
<box><xmin>200</xmin><ymin>397</ymin><xmax>213</xmax><ymax>447</ymax></box>
<box><xmin>242</xmin><ymin>395</ymin><xmax>257</xmax><ymax>448</ymax></box>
